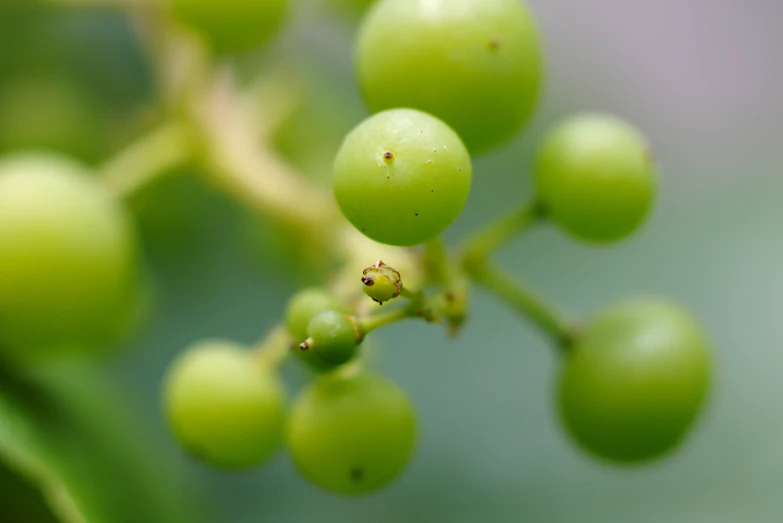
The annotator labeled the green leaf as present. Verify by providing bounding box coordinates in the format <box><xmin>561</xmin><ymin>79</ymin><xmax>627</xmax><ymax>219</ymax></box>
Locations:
<box><xmin>0</xmin><ymin>358</ymin><xmax>206</xmax><ymax>523</ymax></box>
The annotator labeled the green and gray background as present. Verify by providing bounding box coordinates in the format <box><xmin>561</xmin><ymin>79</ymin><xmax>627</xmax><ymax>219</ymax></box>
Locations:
<box><xmin>0</xmin><ymin>0</ymin><xmax>781</xmax><ymax>521</ymax></box>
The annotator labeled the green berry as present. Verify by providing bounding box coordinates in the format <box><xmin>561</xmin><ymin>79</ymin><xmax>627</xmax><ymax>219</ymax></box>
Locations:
<box><xmin>171</xmin><ymin>0</ymin><xmax>289</xmax><ymax>53</ymax></box>
<box><xmin>535</xmin><ymin>113</ymin><xmax>656</xmax><ymax>243</ymax></box>
<box><xmin>333</xmin><ymin>108</ymin><xmax>472</xmax><ymax>246</ymax></box>
<box><xmin>356</xmin><ymin>0</ymin><xmax>542</xmax><ymax>153</ymax></box>
<box><xmin>285</xmin><ymin>288</ymin><xmax>353</xmax><ymax>372</ymax></box>
<box><xmin>287</xmin><ymin>370</ymin><xmax>416</xmax><ymax>494</ymax></box>
<box><xmin>0</xmin><ymin>153</ymin><xmax>140</xmax><ymax>363</ymax></box>
<box><xmin>302</xmin><ymin>311</ymin><xmax>359</xmax><ymax>367</ymax></box>
<box><xmin>361</xmin><ymin>260</ymin><xmax>402</xmax><ymax>304</ymax></box>
<box><xmin>285</xmin><ymin>287</ymin><xmax>350</xmax><ymax>341</ymax></box>
<box><xmin>557</xmin><ymin>298</ymin><xmax>711</xmax><ymax>463</ymax></box>
<box><xmin>163</xmin><ymin>340</ymin><xmax>286</xmax><ymax>469</ymax></box>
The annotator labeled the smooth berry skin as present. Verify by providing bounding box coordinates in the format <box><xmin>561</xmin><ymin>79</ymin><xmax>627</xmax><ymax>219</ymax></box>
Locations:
<box><xmin>306</xmin><ymin>311</ymin><xmax>358</xmax><ymax>366</ymax></box>
<box><xmin>285</xmin><ymin>287</ymin><xmax>350</xmax><ymax>342</ymax></box>
<box><xmin>557</xmin><ymin>298</ymin><xmax>711</xmax><ymax>464</ymax></box>
<box><xmin>535</xmin><ymin>113</ymin><xmax>656</xmax><ymax>243</ymax></box>
<box><xmin>333</xmin><ymin>108</ymin><xmax>472</xmax><ymax>246</ymax></box>
<box><xmin>285</xmin><ymin>289</ymin><xmax>352</xmax><ymax>372</ymax></box>
<box><xmin>357</xmin><ymin>0</ymin><xmax>542</xmax><ymax>153</ymax></box>
<box><xmin>0</xmin><ymin>153</ymin><xmax>139</xmax><ymax>363</ymax></box>
<box><xmin>286</xmin><ymin>371</ymin><xmax>416</xmax><ymax>495</ymax></box>
<box><xmin>171</xmin><ymin>0</ymin><xmax>289</xmax><ymax>53</ymax></box>
<box><xmin>163</xmin><ymin>341</ymin><xmax>286</xmax><ymax>470</ymax></box>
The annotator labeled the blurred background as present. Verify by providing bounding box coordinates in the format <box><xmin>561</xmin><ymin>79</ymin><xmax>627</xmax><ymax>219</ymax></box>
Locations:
<box><xmin>1</xmin><ymin>0</ymin><xmax>782</xmax><ymax>521</ymax></box>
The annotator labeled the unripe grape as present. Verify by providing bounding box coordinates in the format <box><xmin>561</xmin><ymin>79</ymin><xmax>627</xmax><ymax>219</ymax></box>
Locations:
<box><xmin>285</xmin><ymin>288</ymin><xmax>352</xmax><ymax>372</ymax></box>
<box><xmin>163</xmin><ymin>340</ymin><xmax>286</xmax><ymax>469</ymax></box>
<box><xmin>171</xmin><ymin>0</ymin><xmax>289</xmax><ymax>53</ymax></box>
<box><xmin>0</xmin><ymin>153</ymin><xmax>140</xmax><ymax>363</ymax></box>
<box><xmin>285</xmin><ymin>287</ymin><xmax>350</xmax><ymax>341</ymax></box>
<box><xmin>287</xmin><ymin>370</ymin><xmax>416</xmax><ymax>494</ymax></box>
<box><xmin>535</xmin><ymin>114</ymin><xmax>656</xmax><ymax>243</ymax></box>
<box><xmin>557</xmin><ymin>298</ymin><xmax>711</xmax><ymax>463</ymax></box>
<box><xmin>333</xmin><ymin>108</ymin><xmax>472</xmax><ymax>246</ymax></box>
<box><xmin>361</xmin><ymin>260</ymin><xmax>402</xmax><ymax>304</ymax></box>
<box><xmin>301</xmin><ymin>311</ymin><xmax>359</xmax><ymax>367</ymax></box>
<box><xmin>357</xmin><ymin>0</ymin><xmax>542</xmax><ymax>153</ymax></box>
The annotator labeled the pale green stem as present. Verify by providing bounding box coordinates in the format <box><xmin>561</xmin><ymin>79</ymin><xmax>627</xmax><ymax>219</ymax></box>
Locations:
<box><xmin>460</xmin><ymin>202</ymin><xmax>543</xmax><ymax>271</ymax></box>
<box><xmin>252</xmin><ymin>324</ymin><xmax>292</xmax><ymax>369</ymax></box>
<box><xmin>460</xmin><ymin>201</ymin><xmax>574</xmax><ymax>348</ymax></box>
<box><xmin>468</xmin><ymin>261</ymin><xmax>573</xmax><ymax>349</ymax></box>
<box><xmin>100</xmin><ymin>122</ymin><xmax>193</xmax><ymax>200</ymax></box>
<box><xmin>358</xmin><ymin>306</ymin><xmax>415</xmax><ymax>335</ymax></box>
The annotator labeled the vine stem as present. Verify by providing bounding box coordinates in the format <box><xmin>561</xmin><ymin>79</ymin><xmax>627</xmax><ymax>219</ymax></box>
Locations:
<box><xmin>399</xmin><ymin>287</ymin><xmax>420</xmax><ymax>301</ymax></box>
<box><xmin>460</xmin><ymin>201</ymin><xmax>574</xmax><ymax>348</ymax></box>
<box><xmin>468</xmin><ymin>261</ymin><xmax>573</xmax><ymax>348</ymax></box>
<box><xmin>252</xmin><ymin>324</ymin><xmax>292</xmax><ymax>369</ymax></box>
<box><xmin>100</xmin><ymin>122</ymin><xmax>193</xmax><ymax>200</ymax></box>
<box><xmin>194</xmin><ymin>69</ymin><xmax>340</xmax><ymax>242</ymax></box>
<box><xmin>358</xmin><ymin>306</ymin><xmax>414</xmax><ymax>335</ymax></box>
<box><xmin>460</xmin><ymin>202</ymin><xmax>543</xmax><ymax>271</ymax></box>
<box><xmin>422</xmin><ymin>237</ymin><xmax>470</xmax><ymax>335</ymax></box>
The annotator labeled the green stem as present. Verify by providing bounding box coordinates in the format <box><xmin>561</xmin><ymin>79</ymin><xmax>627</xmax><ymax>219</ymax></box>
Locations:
<box><xmin>460</xmin><ymin>202</ymin><xmax>543</xmax><ymax>271</ymax></box>
<box><xmin>358</xmin><ymin>306</ymin><xmax>414</xmax><ymax>335</ymax></box>
<box><xmin>423</xmin><ymin>236</ymin><xmax>451</xmax><ymax>285</ymax></box>
<box><xmin>100</xmin><ymin>122</ymin><xmax>193</xmax><ymax>200</ymax></box>
<box><xmin>423</xmin><ymin>236</ymin><xmax>470</xmax><ymax>336</ymax></box>
<box><xmin>470</xmin><ymin>261</ymin><xmax>572</xmax><ymax>348</ymax></box>
<box><xmin>400</xmin><ymin>287</ymin><xmax>420</xmax><ymax>301</ymax></box>
<box><xmin>194</xmin><ymin>71</ymin><xmax>339</xmax><ymax>243</ymax></box>
<box><xmin>252</xmin><ymin>324</ymin><xmax>292</xmax><ymax>369</ymax></box>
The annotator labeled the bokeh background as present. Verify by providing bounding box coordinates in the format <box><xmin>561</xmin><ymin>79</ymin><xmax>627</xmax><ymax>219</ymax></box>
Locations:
<box><xmin>1</xmin><ymin>0</ymin><xmax>782</xmax><ymax>521</ymax></box>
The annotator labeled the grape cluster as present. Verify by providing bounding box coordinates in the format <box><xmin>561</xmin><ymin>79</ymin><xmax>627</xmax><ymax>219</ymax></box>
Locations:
<box><xmin>0</xmin><ymin>0</ymin><xmax>713</xmax><ymax>499</ymax></box>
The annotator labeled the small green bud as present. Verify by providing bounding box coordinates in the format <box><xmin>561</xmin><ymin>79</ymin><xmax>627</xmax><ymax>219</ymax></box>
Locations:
<box><xmin>361</xmin><ymin>260</ymin><xmax>402</xmax><ymax>305</ymax></box>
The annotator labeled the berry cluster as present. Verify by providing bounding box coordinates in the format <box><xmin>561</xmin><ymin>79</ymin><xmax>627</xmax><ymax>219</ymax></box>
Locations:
<box><xmin>0</xmin><ymin>0</ymin><xmax>712</xmax><ymax>498</ymax></box>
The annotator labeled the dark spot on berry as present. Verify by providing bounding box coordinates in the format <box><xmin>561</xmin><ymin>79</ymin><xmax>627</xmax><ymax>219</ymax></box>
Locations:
<box><xmin>299</xmin><ymin>341</ymin><xmax>310</xmax><ymax>351</ymax></box>
<box><xmin>384</xmin><ymin>151</ymin><xmax>394</xmax><ymax>160</ymax></box>
<box><xmin>427</xmin><ymin>160</ymin><xmax>432</xmax><ymax>164</ymax></box>
<box><xmin>430</xmin><ymin>189</ymin><xmax>434</xmax><ymax>192</ymax></box>
<box><xmin>433</xmin><ymin>149</ymin><xmax>437</xmax><ymax>153</ymax></box>
<box><xmin>362</xmin><ymin>276</ymin><xmax>374</xmax><ymax>286</ymax></box>
<box><xmin>350</xmin><ymin>467</ymin><xmax>364</xmax><ymax>483</ymax></box>
<box><xmin>489</xmin><ymin>37</ymin><xmax>501</xmax><ymax>50</ymax></box>
<box><xmin>361</xmin><ymin>228</ymin><xmax>366</xmax><ymax>232</ymax></box>
<box><xmin>415</xmin><ymin>213</ymin><xmax>419</xmax><ymax>216</ymax></box>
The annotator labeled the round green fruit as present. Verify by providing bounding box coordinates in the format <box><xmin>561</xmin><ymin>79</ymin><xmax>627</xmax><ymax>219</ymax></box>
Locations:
<box><xmin>557</xmin><ymin>298</ymin><xmax>711</xmax><ymax>463</ymax></box>
<box><xmin>535</xmin><ymin>113</ymin><xmax>656</xmax><ymax>243</ymax></box>
<box><xmin>285</xmin><ymin>288</ymin><xmax>352</xmax><ymax>372</ymax></box>
<box><xmin>0</xmin><ymin>153</ymin><xmax>140</xmax><ymax>363</ymax></box>
<box><xmin>285</xmin><ymin>287</ymin><xmax>350</xmax><ymax>341</ymax></box>
<box><xmin>333</xmin><ymin>108</ymin><xmax>472</xmax><ymax>246</ymax></box>
<box><xmin>163</xmin><ymin>340</ymin><xmax>286</xmax><ymax>469</ymax></box>
<box><xmin>287</xmin><ymin>370</ymin><xmax>416</xmax><ymax>494</ymax></box>
<box><xmin>171</xmin><ymin>0</ymin><xmax>289</xmax><ymax>53</ymax></box>
<box><xmin>302</xmin><ymin>311</ymin><xmax>359</xmax><ymax>367</ymax></box>
<box><xmin>357</xmin><ymin>0</ymin><xmax>542</xmax><ymax>153</ymax></box>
